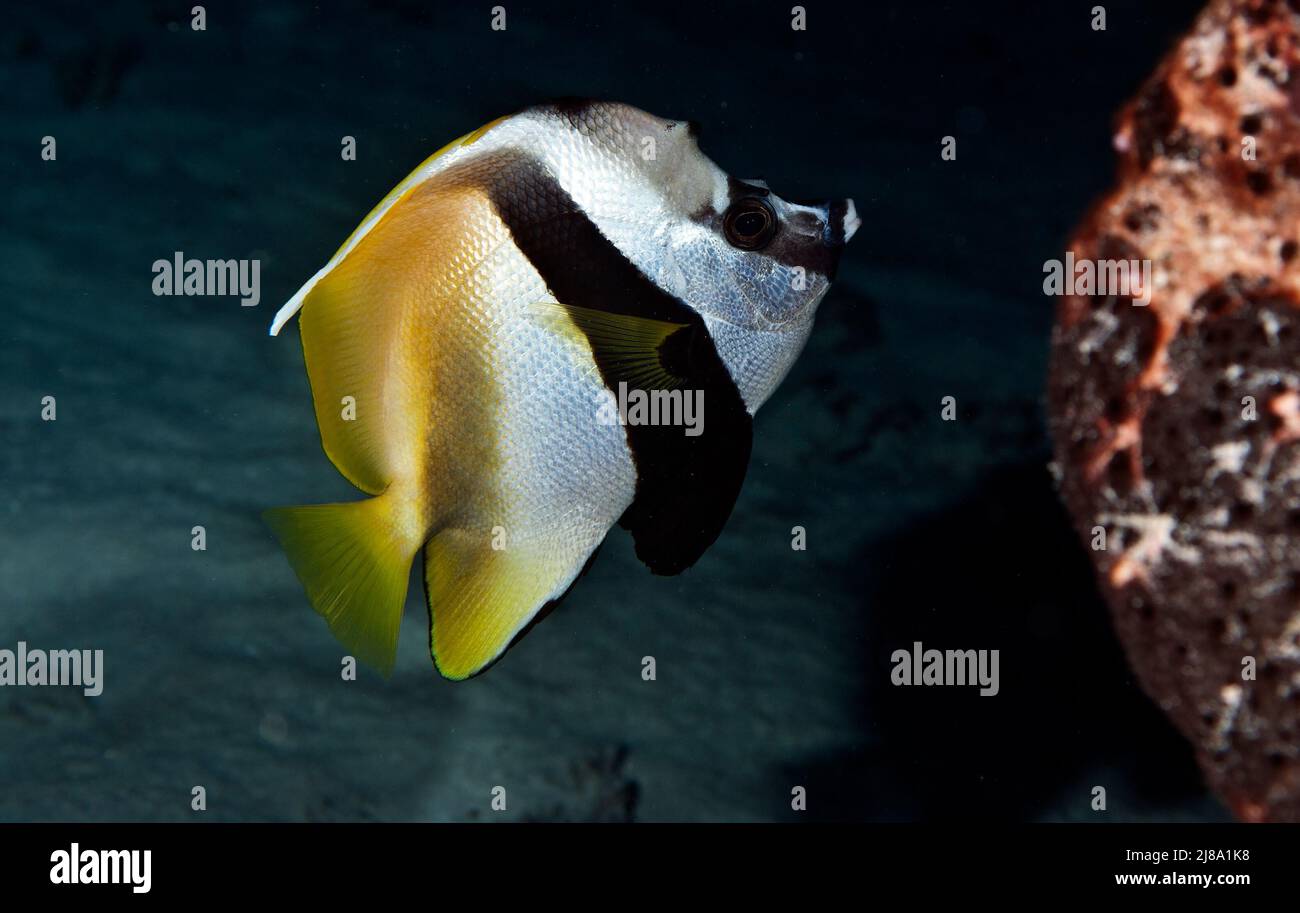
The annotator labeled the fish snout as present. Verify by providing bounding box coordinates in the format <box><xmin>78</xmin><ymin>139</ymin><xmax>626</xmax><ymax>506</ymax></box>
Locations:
<box><xmin>841</xmin><ymin>199</ymin><xmax>861</xmax><ymax>243</ymax></box>
<box><xmin>815</xmin><ymin>198</ymin><xmax>860</xmax><ymax>248</ymax></box>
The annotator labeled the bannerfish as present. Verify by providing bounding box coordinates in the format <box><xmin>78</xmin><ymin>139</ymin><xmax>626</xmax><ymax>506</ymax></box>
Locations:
<box><xmin>266</xmin><ymin>100</ymin><xmax>858</xmax><ymax>679</ymax></box>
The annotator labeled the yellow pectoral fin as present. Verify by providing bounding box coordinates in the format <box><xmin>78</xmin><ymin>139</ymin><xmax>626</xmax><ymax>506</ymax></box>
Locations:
<box><xmin>531</xmin><ymin>301</ymin><xmax>689</xmax><ymax>391</ymax></box>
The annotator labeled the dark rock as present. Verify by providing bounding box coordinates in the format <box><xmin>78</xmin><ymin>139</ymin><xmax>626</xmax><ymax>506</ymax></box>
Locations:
<box><xmin>1049</xmin><ymin>0</ymin><xmax>1300</xmax><ymax>822</ymax></box>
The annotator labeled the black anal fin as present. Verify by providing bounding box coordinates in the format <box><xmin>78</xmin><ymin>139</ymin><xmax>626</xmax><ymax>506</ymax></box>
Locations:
<box><xmin>611</xmin><ymin>319</ymin><xmax>753</xmax><ymax>576</ymax></box>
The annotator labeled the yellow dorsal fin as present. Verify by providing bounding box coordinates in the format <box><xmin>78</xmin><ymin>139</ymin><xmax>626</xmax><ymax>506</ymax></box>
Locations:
<box><xmin>270</xmin><ymin>115</ymin><xmax>508</xmax><ymax>337</ymax></box>
<box><xmin>293</xmin><ymin>176</ymin><xmax>492</xmax><ymax>494</ymax></box>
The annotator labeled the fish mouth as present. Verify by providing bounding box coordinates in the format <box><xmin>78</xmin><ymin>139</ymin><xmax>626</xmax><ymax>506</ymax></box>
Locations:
<box><xmin>842</xmin><ymin>199</ymin><xmax>861</xmax><ymax>243</ymax></box>
<box><xmin>820</xmin><ymin>198</ymin><xmax>860</xmax><ymax>248</ymax></box>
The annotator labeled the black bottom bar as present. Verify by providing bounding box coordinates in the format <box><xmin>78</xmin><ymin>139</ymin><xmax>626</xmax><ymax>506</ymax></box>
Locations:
<box><xmin>3</xmin><ymin>823</ymin><xmax>1290</xmax><ymax>897</ymax></box>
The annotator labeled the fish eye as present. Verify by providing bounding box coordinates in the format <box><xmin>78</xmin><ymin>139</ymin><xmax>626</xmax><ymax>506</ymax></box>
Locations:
<box><xmin>722</xmin><ymin>198</ymin><xmax>777</xmax><ymax>250</ymax></box>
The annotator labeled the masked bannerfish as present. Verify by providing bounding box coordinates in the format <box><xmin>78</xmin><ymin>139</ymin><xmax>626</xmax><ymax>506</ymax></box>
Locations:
<box><xmin>266</xmin><ymin>100</ymin><xmax>859</xmax><ymax>679</ymax></box>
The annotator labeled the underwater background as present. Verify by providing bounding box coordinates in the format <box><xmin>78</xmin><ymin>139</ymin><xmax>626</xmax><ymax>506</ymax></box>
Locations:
<box><xmin>0</xmin><ymin>0</ymin><xmax>1227</xmax><ymax>821</ymax></box>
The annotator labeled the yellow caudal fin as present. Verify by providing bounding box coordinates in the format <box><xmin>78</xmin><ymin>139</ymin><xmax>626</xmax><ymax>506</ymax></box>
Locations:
<box><xmin>265</xmin><ymin>490</ymin><xmax>424</xmax><ymax>676</ymax></box>
<box><xmin>423</xmin><ymin>529</ymin><xmax>586</xmax><ymax>680</ymax></box>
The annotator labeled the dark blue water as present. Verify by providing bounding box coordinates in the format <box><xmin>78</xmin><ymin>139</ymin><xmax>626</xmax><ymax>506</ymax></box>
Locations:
<box><xmin>0</xmin><ymin>0</ymin><xmax>1224</xmax><ymax>821</ymax></box>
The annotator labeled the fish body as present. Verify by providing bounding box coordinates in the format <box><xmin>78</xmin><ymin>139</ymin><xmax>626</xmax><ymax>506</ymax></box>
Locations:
<box><xmin>267</xmin><ymin>100</ymin><xmax>858</xmax><ymax>679</ymax></box>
